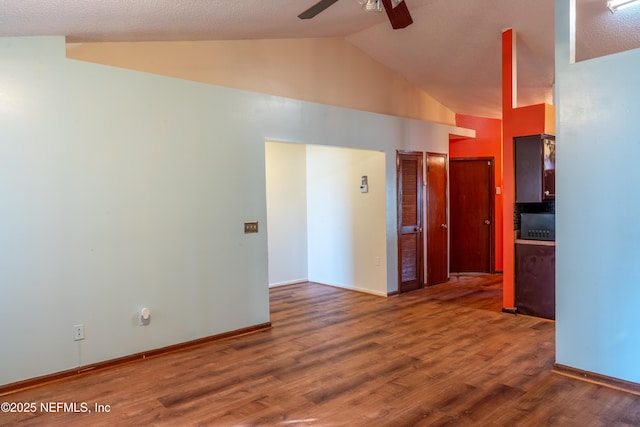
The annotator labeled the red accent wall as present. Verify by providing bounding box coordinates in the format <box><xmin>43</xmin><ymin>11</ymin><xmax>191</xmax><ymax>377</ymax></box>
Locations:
<box><xmin>450</xmin><ymin>114</ymin><xmax>504</xmax><ymax>271</ymax></box>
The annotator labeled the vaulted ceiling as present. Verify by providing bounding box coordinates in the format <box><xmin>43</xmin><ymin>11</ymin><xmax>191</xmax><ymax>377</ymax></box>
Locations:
<box><xmin>1</xmin><ymin>0</ymin><xmax>639</xmax><ymax>118</ymax></box>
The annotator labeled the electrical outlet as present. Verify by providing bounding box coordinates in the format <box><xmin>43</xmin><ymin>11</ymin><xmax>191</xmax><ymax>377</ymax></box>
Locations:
<box><xmin>73</xmin><ymin>324</ymin><xmax>85</xmax><ymax>341</ymax></box>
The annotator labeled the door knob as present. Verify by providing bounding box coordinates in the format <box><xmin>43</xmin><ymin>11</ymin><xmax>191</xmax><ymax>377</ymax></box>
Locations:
<box><xmin>441</xmin><ymin>224</ymin><xmax>448</xmax><ymax>229</ymax></box>
<box><xmin>484</xmin><ymin>220</ymin><xmax>491</xmax><ymax>225</ymax></box>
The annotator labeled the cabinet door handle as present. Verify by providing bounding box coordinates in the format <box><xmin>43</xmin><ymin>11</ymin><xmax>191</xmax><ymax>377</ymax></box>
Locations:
<box><xmin>484</xmin><ymin>220</ymin><xmax>491</xmax><ymax>225</ymax></box>
<box><xmin>544</xmin><ymin>190</ymin><xmax>550</xmax><ymax>196</ymax></box>
<box><xmin>414</xmin><ymin>226</ymin><xmax>422</xmax><ymax>232</ymax></box>
<box><xmin>441</xmin><ymin>224</ymin><xmax>448</xmax><ymax>229</ymax></box>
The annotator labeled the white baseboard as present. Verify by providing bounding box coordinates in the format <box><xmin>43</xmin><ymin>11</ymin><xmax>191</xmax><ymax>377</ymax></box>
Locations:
<box><xmin>268</xmin><ymin>279</ymin><xmax>308</xmax><ymax>288</ymax></box>
<box><xmin>311</xmin><ymin>280</ymin><xmax>388</xmax><ymax>297</ymax></box>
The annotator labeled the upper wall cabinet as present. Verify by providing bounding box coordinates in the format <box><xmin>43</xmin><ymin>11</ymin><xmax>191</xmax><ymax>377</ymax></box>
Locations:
<box><xmin>515</xmin><ymin>135</ymin><xmax>555</xmax><ymax>203</ymax></box>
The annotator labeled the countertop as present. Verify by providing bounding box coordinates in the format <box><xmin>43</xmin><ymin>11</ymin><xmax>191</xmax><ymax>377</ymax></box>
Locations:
<box><xmin>515</xmin><ymin>239</ymin><xmax>556</xmax><ymax>247</ymax></box>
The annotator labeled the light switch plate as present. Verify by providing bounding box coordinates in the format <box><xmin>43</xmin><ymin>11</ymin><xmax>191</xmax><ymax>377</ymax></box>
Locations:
<box><xmin>244</xmin><ymin>221</ymin><xmax>258</xmax><ymax>234</ymax></box>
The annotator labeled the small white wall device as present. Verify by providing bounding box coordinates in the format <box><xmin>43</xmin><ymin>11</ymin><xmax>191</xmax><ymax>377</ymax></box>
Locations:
<box><xmin>360</xmin><ymin>176</ymin><xmax>369</xmax><ymax>193</ymax></box>
<box><xmin>140</xmin><ymin>307</ymin><xmax>151</xmax><ymax>326</ymax></box>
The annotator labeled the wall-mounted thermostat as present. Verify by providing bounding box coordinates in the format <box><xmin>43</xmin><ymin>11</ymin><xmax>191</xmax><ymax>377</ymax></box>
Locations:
<box><xmin>360</xmin><ymin>176</ymin><xmax>369</xmax><ymax>193</ymax></box>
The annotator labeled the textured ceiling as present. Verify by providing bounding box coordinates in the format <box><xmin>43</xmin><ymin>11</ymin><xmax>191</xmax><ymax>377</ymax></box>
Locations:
<box><xmin>1</xmin><ymin>0</ymin><xmax>639</xmax><ymax>118</ymax></box>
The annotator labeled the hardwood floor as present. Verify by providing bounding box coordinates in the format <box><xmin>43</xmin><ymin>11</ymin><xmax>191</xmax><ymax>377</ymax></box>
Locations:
<box><xmin>2</xmin><ymin>275</ymin><xmax>640</xmax><ymax>426</ymax></box>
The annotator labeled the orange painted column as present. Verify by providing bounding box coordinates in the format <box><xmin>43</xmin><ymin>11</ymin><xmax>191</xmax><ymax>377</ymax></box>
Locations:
<box><xmin>501</xmin><ymin>29</ymin><xmax>554</xmax><ymax>309</ymax></box>
<box><xmin>502</xmin><ymin>29</ymin><xmax>517</xmax><ymax>309</ymax></box>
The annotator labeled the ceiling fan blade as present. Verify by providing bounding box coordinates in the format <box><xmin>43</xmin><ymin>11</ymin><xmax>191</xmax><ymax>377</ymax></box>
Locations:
<box><xmin>381</xmin><ymin>0</ymin><xmax>413</xmax><ymax>29</ymax></box>
<box><xmin>298</xmin><ymin>0</ymin><xmax>340</xmax><ymax>19</ymax></box>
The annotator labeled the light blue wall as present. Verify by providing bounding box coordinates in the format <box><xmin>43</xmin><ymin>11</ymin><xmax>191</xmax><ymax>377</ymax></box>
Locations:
<box><xmin>0</xmin><ymin>37</ymin><xmax>273</xmax><ymax>385</ymax></box>
<box><xmin>555</xmin><ymin>0</ymin><xmax>640</xmax><ymax>382</ymax></box>
<box><xmin>0</xmin><ymin>37</ymin><xmax>467</xmax><ymax>386</ymax></box>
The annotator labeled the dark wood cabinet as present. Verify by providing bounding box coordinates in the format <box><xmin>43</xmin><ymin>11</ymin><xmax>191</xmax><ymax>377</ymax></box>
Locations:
<box><xmin>515</xmin><ymin>135</ymin><xmax>555</xmax><ymax>203</ymax></box>
<box><xmin>515</xmin><ymin>242</ymin><xmax>555</xmax><ymax>320</ymax></box>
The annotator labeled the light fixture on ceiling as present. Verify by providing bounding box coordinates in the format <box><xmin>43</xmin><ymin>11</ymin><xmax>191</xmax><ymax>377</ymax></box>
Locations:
<box><xmin>359</xmin><ymin>0</ymin><xmax>382</xmax><ymax>12</ymax></box>
<box><xmin>607</xmin><ymin>0</ymin><xmax>640</xmax><ymax>13</ymax></box>
<box><xmin>357</xmin><ymin>0</ymin><xmax>405</xmax><ymax>13</ymax></box>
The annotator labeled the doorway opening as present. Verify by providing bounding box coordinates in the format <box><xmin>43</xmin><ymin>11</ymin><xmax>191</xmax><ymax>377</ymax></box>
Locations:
<box><xmin>265</xmin><ymin>141</ymin><xmax>388</xmax><ymax>296</ymax></box>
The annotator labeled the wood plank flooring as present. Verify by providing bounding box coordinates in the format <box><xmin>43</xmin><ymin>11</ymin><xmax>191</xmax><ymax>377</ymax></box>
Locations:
<box><xmin>2</xmin><ymin>275</ymin><xmax>640</xmax><ymax>426</ymax></box>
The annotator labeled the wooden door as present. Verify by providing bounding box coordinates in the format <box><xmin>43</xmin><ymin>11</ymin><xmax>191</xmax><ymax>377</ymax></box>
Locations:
<box><xmin>397</xmin><ymin>152</ymin><xmax>423</xmax><ymax>293</ymax></box>
<box><xmin>450</xmin><ymin>158</ymin><xmax>494</xmax><ymax>273</ymax></box>
<box><xmin>426</xmin><ymin>153</ymin><xmax>448</xmax><ymax>285</ymax></box>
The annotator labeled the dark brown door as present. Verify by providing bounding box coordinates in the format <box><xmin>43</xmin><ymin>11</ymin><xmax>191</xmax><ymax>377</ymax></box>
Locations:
<box><xmin>426</xmin><ymin>153</ymin><xmax>448</xmax><ymax>285</ymax></box>
<box><xmin>450</xmin><ymin>158</ymin><xmax>494</xmax><ymax>273</ymax></box>
<box><xmin>397</xmin><ymin>152</ymin><xmax>423</xmax><ymax>293</ymax></box>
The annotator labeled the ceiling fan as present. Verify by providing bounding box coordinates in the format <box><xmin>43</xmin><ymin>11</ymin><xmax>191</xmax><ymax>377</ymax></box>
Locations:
<box><xmin>298</xmin><ymin>0</ymin><xmax>413</xmax><ymax>29</ymax></box>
